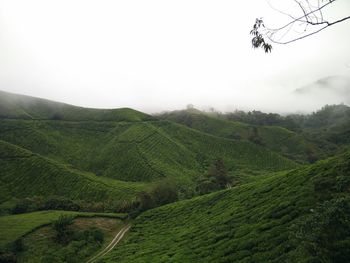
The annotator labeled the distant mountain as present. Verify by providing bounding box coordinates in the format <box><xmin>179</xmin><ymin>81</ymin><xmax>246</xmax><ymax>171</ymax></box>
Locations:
<box><xmin>0</xmin><ymin>90</ymin><xmax>154</xmax><ymax>122</ymax></box>
<box><xmin>294</xmin><ymin>75</ymin><xmax>350</xmax><ymax>104</ymax></box>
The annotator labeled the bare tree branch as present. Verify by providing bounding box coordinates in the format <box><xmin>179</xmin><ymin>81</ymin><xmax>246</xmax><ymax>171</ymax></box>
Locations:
<box><xmin>251</xmin><ymin>0</ymin><xmax>350</xmax><ymax>52</ymax></box>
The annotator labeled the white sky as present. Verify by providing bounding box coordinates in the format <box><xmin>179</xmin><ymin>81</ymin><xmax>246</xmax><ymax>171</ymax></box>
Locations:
<box><xmin>0</xmin><ymin>0</ymin><xmax>350</xmax><ymax>113</ymax></box>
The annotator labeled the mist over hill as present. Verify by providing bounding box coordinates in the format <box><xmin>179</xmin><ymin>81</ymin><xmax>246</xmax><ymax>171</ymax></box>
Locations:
<box><xmin>293</xmin><ymin>75</ymin><xmax>350</xmax><ymax>107</ymax></box>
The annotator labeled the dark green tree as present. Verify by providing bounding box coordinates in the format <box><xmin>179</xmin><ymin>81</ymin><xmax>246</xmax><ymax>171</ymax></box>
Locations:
<box><xmin>208</xmin><ymin>158</ymin><xmax>230</xmax><ymax>188</ymax></box>
<box><xmin>196</xmin><ymin>158</ymin><xmax>231</xmax><ymax>195</ymax></box>
<box><xmin>137</xmin><ymin>191</ymin><xmax>155</xmax><ymax>212</ymax></box>
<box><xmin>52</xmin><ymin>215</ymin><xmax>74</xmax><ymax>244</ymax></box>
<box><xmin>151</xmin><ymin>182</ymin><xmax>178</xmax><ymax>206</ymax></box>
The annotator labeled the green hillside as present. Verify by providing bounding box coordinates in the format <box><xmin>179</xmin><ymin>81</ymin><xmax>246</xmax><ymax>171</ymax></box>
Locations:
<box><xmin>103</xmin><ymin>150</ymin><xmax>350</xmax><ymax>263</ymax></box>
<box><xmin>0</xmin><ymin>93</ymin><xmax>300</xmax><ymax>215</ymax></box>
<box><xmin>0</xmin><ymin>140</ymin><xmax>146</xmax><ymax>204</ymax></box>
<box><xmin>0</xmin><ymin>90</ymin><xmax>153</xmax><ymax>122</ymax></box>
<box><xmin>292</xmin><ymin>104</ymin><xmax>350</xmax><ymax>146</ymax></box>
<box><xmin>159</xmin><ymin>109</ymin><xmax>327</xmax><ymax>163</ymax></box>
<box><xmin>0</xmin><ymin>119</ymin><xmax>297</xmax><ymax>214</ymax></box>
<box><xmin>0</xmin><ymin>119</ymin><xmax>296</xmax><ymax>185</ymax></box>
<box><xmin>0</xmin><ymin>92</ymin><xmax>349</xmax><ymax>262</ymax></box>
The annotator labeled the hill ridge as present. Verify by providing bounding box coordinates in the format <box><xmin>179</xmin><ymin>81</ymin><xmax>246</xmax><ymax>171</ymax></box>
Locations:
<box><xmin>0</xmin><ymin>90</ymin><xmax>154</xmax><ymax>122</ymax></box>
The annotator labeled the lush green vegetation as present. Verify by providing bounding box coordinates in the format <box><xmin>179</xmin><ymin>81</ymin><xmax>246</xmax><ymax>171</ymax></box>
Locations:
<box><xmin>17</xmin><ymin>217</ymin><xmax>122</xmax><ymax>263</ymax></box>
<box><xmin>158</xmin><ymin>109</ymin><xmax>329</xmax><ymax>163</ymax></box>
<box><xmin>103</xmin><ymin>150</ymin><xmax>350</xmax><ymax>262</ymax></box>
<box><xmin>0</xmin><ymin>211</ymin><xmax>126</xmax><ymax>247</ymax></box>
<box><xmin>0</xmin><ymin>212</ymin><xmax>125</xmax><ymax>263</ymax></box>
<box><xmin>0</xmin><ymin>108</ymin><xmax>297</xmax><ymax>212</ymax></box>
<box><xmin>1</xmin><ymin>92</ymin><xmax>350</xmax><ymax>262</ymax></box>
<box><xmin>0</xmin><ymin>140</ymin><xmax>147</xmax><ymax>207</ymax></box>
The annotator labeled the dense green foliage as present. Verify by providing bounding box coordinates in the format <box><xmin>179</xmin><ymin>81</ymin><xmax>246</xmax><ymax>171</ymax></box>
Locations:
<box><xmin>13</xmin><ymin>217</ymin><xmax>122</xmax><ymax>263</ymax></box>
<box><xmin>195</xmin><ymin>158</ymin><xmax>232</xmax><ymax>195</ymax></box>
<box><xmin>103</xmin><ymin>150</ymin><xmax>350</xmax><ymax>262</ymax></box>
<box><xmin>52</xmin><ymin>215</ymin><xmax>75</xmax><ymax>244</ymax></box>
<box><xmin>0</xmin><ymin>140</ymin><xmax>146</xmax><ymax>206</ymax></box>
<box><xmin>0</xmin><ymin>211</ymin><xmax>125</xmax><ymax>248</ymax></box>
<box><xmin>292</xmin><ymin>104</ymin><xmax>350</xmax><ymax>130</ymax></box>
<box><xmin>158</xmin><ymin>109</ymin><xmax>328</xmax><ymax>163</ymax></box>
<box><xmin>1</xmin><ymin>92</ymin><xmax>349</xmax><ymax>262</ymax></box>
<box><xmin>291</xmin><ymin>104</ymin><xmax>350</xmax><ymax>147</ymax></box>
<box><xmin>0</xmin><ymin>110</ymin><xmax>297</xmax><ymax>210</ymax></box>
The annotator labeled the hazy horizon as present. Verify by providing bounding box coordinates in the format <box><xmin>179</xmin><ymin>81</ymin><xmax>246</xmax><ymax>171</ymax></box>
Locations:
<box><xmin>1</xmin><ymin>0</ymin><xmax>350</xmax><ymax>114</ymax></box>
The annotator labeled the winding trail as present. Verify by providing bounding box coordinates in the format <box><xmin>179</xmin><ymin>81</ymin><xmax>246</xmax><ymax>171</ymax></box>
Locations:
<box><xmin>86</xmin><ymin>224</ymin><xmax>131</xmax><ymax>263</ymax></box>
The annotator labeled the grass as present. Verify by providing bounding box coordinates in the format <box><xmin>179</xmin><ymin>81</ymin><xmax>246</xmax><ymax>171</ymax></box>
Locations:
<box><xmin>16</xmin><ymin>217</ymin><xmax>125</xmax><ymax>263</ymax></box>
<box><xmin>0</xmin><ymin>210</ymin><xmax>126</xmax><ymax>248</ymax></box>
<box><xmin>102</xmin><ymin>150</ymin><xmax>350</xmax><ymax>262</ymax></box>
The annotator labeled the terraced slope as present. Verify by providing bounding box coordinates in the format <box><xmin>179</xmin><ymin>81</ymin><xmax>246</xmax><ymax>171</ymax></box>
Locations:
<box><xmin>0</xmin><ymin>140</ymin><xmax>146</xmax><ymax>203</ymax></box>
<box><xmin>0</xmin><ymin>119</ymin><xmax>296</xmax><ymax>184</ymax></box>
<box><xmin>154</xmin><ymin>121</ymin><xmax>296</xmax><ymax>173</ymax></box>
<box><xmin>0</xmin><ymin>118</ymin><xmax>297</xmax><ymax>211</ymax></box>
<box><xmin>104</xmin><ymin>151</ymin><xmax>350</xmax><ymax>263</ymax></box>
<box><xmin>159</xmin><ymin>109</ymin><xmax>326</xmax><ymax>163</ymax></box>
<box><xmin>0</xmin><ymin>90</ymin><xmax>153</xmax><ymax>122</ymax></box>
<box><xmin>0</xmin><ymin>92</ymin><xmax>298</xmax><ymax>208</ymax></box>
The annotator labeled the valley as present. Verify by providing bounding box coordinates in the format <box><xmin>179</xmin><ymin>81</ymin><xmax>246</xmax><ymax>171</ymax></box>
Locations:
<box><xmin>1</xmin><ymin>91</ymin><xmax>349</xmax><ymax>262</ymax></box>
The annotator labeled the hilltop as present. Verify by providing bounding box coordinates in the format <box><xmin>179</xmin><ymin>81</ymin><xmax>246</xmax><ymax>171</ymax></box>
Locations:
<box><xmin>0</xmin><ymin>90</ymin><xmax>153</xmax><ymax>122</ymax></box>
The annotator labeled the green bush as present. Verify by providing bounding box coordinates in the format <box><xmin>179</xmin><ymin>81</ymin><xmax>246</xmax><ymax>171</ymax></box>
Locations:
<box><xmin>195</xmin><ymin>158</ymin><xmax>231</xmax><ymax>195</ymax></box>
<box><xmin>44</xmin><ymin>197</ymin><xmax>80</xmax><ymax>211</ymax></box>
<box><xmin>0</xmin><ymin>251</ymin><xmax>16</xmax><ymax>263</ymax></box>
<box><xmin>52</xmin><ymin>215</ymin><xmax>74</xmax><ymax>244</ymax></box>
<box><xmin>150</xmin><ymin>182</ymin><xmax>178</xmax><ymax>206</ymax></box>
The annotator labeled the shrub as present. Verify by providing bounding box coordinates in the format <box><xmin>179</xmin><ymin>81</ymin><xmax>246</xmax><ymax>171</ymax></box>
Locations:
<box><xmin>0</xmin><ymin>251</ymin><xmax>16</xmax><ymax>263</ymax></box>
<box><xmin>11</xmin><ymin>199</ymin><xmax>30</xmax><ymax>214</ymax></box>
<box><xmin>11</xmin><ymin>238</ymin><xmax>24</xmax><ymax>253</ymax></box>
<box><xmin>195</xmin><ymin>158</ymin><xmax>232</xmax><ymax>195</ymax></box>
<box><xmin>44</xmin><ymin>197</ymin><xmax>80</xmax><ymax>211</ymax></box>
<box><xmin>52</xmin><ymin>215</ymin><xmax>74</xmax><ymax>244</ymax></box>
<box><xmin>137</xmin><ymin>191</ymin><xmax>155</xmax><ymax>212</ymax></box>
<box><xmin>83</xmin><ymin>227</ymin><xmax>104</xmax><ymax>244</ymax></box>
<box><xmin>151</xmin><ymin>182</ymin><xmax>178</xmax><ymax>206</ymax></box>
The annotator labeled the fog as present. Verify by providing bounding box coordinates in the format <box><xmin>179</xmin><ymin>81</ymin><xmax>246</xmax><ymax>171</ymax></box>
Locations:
<box><xmin>1</xmin><ymin>0</ymin><xmax>350</xmax><ymax>114</ymax></box>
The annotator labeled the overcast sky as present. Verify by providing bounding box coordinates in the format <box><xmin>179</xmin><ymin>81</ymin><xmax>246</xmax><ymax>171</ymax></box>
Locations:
<box><xmin>1</xmin><ymin>0</ymin><xmax>350</xmax><ymax>113</ymax></box>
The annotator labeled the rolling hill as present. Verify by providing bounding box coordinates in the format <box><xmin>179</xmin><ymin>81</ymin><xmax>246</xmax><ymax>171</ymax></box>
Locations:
<box><xmin>1</xmin><ymin>91</ymin><xmax>349</xmax><ymax>262</ymax></box>
<box><xmin>0</xmin><ymin>91</ymin><xmax>300</xmax><ymax>209</ymax></box>
<box><xmin>0</xmin><ymin>140</ymin><xmax>146</xmax><ymax>204</ymax></box>
<box><xmin>158</xmin><ymin>109</ymin><xmax>326</xmax><ymax>163</ymax></box>
<box><xmin>0</xmin><ymin>90</ymin><xmax>153</xmax><ymax>122</ymax></box>
<box><xmin>103</xmin><ymin>150</ymin><xmax>350</xmax><ymax>263</ymax></box>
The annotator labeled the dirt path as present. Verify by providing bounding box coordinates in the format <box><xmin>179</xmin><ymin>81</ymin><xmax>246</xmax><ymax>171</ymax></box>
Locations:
<box><xmin>86</xmin><ymin>224</ymin><xmax>131</xmax><ymax>263</ymax></box>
